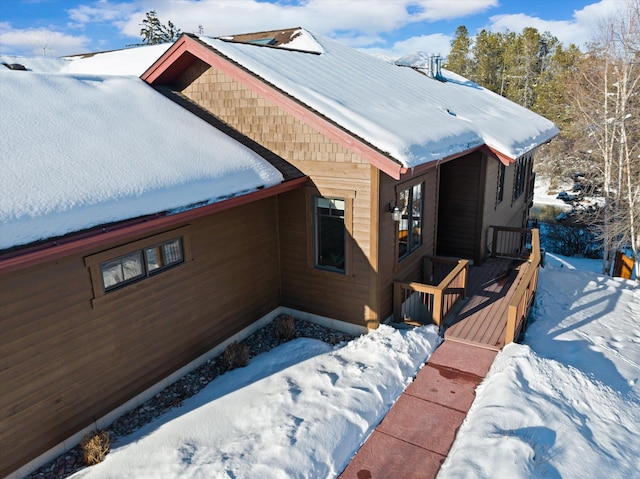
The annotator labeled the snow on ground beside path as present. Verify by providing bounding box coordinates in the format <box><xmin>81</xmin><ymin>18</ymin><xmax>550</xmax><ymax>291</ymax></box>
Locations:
<box><xmin>439</xmin><ymin>259</ymin><xmax>640</xmax><ymax>479</ymax></box>
<box><xmin>69</xmin><ymin>325</ymin><xmax>440</xmax><ymax>479</ymax></box>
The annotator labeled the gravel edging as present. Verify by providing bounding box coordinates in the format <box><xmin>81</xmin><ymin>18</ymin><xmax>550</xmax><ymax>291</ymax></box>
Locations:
<box><xmin>27</xmin><ymin>316</ymin><xmax>355</xmax><ymax>478</ymax></box>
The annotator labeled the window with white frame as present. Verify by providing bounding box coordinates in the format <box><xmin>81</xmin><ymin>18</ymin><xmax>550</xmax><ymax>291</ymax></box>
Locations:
<box><xmin>398</xmin><ymin>182</ymin><xmax>424</xmax><ymax>260</ymax></box>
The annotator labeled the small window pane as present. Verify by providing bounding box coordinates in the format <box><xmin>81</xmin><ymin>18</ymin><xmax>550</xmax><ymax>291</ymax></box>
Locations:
<box><xmin>145</xmin><ymin>246</ymin><xmax>162</xmax><ymax>271</ymax></box>
<box><xmin>101</xmin><ymin>259</ymin><xmax>124</xmax><ymax>289</ymax></box>
<box><xmin>121</xmin><ymin>252</ymin><xmax>144</xmax><ymax>280</ymax></box>
<box><xmin>398</xmin><ymin>189</ymin><xmax>409</xmax><ymax>258</ymax></box>
<box><xmin>101</xmin><ymin>251</ymin><xmax>143</xmax><ymax>291</ymax></box>
<box><xmin>410</xmin><ymin>183</ymin><xmax>423</xmax><ymax>250</ymax></box>
<box><xmin>398</xmin><ymin>182</ymin><xmax>424</xmax><ymax>260</ymax></box>
<box><xmin>163</xmin><ymin>238</ymin><xmax>183</xmax><ymax>265</ymax></box>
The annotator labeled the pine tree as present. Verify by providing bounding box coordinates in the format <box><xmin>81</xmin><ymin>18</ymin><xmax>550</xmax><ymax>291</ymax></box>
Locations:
<box><xmin>470</xmin><ymin>29</ymin><xmax>505</xmax><ymax>93</ymax></box>
<box><xmin>139</xmin><ymin>10</ymin><xmax>181</xmax><ymax>45</ymax></box>
<box><xmin>446</xmin><ymin>26</ymin><xmax>472</xmax><ymax>77</ymax></box>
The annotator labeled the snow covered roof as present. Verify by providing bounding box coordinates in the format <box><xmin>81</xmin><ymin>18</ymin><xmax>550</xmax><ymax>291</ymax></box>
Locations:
<box><xmin>191</xmin><ymin>28</ymin><xmax>558</xmax><ymax>169</ymax></box>
<box><xmin>0</xmin><ymin>43</ymin><xmax>170</xmax><ymax>76</ymax></box>
<box><xmin>0</xmin><ymin>69</ymin><xmax>285</xmax><ymax>250</ymax></box>
<box><xmin>218</xmin><ymin>27</ymin><xmax>323</xmax><ymax>54</ymax></box>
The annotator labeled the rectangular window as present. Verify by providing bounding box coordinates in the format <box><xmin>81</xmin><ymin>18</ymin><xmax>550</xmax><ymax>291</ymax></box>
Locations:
<box><xmin>100</xmin><ymin>237</ymin><xmax>184</xmax><ymax>292</ymax></box>
<box><xmin>398</xmin><ymin>182</ymin><xmax>424</xmax><ymax>260</ymax></box>
<box><xmin>513</xmin><ymin>155</ymin><xmax>530</xmax><ymax>201</ymax></box>
<box><xmin>101</xmin><ymin>251</ymin><xmax>144</xmax><ymax>290</ymax></box>
<box><xmin>314</xmin><ymin>196</ymin><xmax>346</xmax><ymax>273</ymax></box>
<box><xmin>496</xmin><ymin>162</ymin><xmax>505</xmax><ymax>205</ymax></box>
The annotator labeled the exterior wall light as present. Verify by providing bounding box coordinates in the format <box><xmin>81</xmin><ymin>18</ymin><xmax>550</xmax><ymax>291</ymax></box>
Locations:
<box><xmin>389</xmin><ymin>204</ymin><xmax>402</xmax><ymax>222</ymax></box>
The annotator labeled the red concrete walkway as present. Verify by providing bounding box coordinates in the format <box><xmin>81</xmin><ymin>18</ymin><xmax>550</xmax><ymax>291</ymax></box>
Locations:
<box><xmin>339</xmin><ymin>341</ymin><xmax>497</xmax><ymax>479</ymax></box>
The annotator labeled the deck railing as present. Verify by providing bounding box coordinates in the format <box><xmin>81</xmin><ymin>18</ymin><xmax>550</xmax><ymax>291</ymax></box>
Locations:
<box><xmin>490</xmin><ymin>226</ymin><xmax>533</xmax><ymax>260</ymax></box>
<box><xmin>504</xmin><ymin>228</ymin><xmax>541</xmax><ymax>345</ymax></box>
<box><xmin>393</xmin><ymin>256</ymin><xmax>469</xmax><ymax>327</ymax></box>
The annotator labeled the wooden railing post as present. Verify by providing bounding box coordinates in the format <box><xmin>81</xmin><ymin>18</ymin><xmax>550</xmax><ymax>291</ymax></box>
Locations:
<box><xmin>491</xmin><ymin>227</ymin><xmax>498</xmax><ymax>258</ymax></box>
<box><xmin>506</xmin><ymin>304</ymin><xmax>517</xmax><ymax>345</ymax></box>
<box><xmin>433</xmin><ymin>290</ymin><xmax>443</xmax><ymax>327</ymax></box>
<box><xmin>460</xmin><ymin>260</ymin><xmax>468</xmax><ymax>298</ymax></box>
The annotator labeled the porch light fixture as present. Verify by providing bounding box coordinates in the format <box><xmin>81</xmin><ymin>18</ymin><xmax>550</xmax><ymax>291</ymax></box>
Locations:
<box><xmin>389</xmin><ymin>203</ymin><xmax>402</xmax><ymax>222</ymax></box>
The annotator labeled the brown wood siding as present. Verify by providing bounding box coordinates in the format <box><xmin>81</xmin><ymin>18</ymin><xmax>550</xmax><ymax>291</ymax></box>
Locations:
<box><xmin>377</xmin><ymin>170</ymin><xmax>439</xmax><ymax>321</ymax></box>
<box><xmin>0</xmin><ymin>198</ymin><xmax>280</xmax><ymax>476</ymax></box>
<box><xmin>177</xmin><ymin>62</ymin><xmax>377</xmax><ymax>328</ymax></box>
<box><xmin>436</xmin><ymin>152</ymin><xmax>484</xmax><ymax>263</ymax></box>
<box><xmin>481</xmin><ymin>156</ymin><xmax>531</xmax><ymax>256</ymax></box>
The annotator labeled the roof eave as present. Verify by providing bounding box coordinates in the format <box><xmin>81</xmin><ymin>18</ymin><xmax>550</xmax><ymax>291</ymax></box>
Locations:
<box><xmin>0</xmin><ymin>177</ymin><xmax>308</xmax><ymax>275</ymax></box>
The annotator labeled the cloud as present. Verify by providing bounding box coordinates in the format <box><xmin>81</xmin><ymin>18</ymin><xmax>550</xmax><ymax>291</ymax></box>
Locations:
<box><xmin>111</xmin><ymin>0</ymin><xmax>499</xmax><ymax>45</ymax></box>
<box><xmin>115</xmin><ymin>0</ymin><xmax>411</xmax><ymax>39</ymax></box>
<box><xmin>68</xmin><ymin>2</ymin><xmax>136</xmax><ymax>24</ymax></box>
<box><xmin>360</xmin><ymin>33</ymin><xmax>453</xmax><ymax>60</ymax></box>
<box><xmin>407</xmin><ymin>0</ymin><xmax>498</xmax><ymax>21</ymax></box>
<box><xmin>486</xmin><ymin>0</ymin><xmax>626</xmax><ymax>49</ymax></box>
<box><xmin>0</xmin><ymin>22</ymin><xmax>90</xmax><ymax>56</ymax></box>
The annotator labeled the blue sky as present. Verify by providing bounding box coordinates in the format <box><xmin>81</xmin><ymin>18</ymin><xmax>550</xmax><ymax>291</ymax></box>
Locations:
<box><xmin>0</xmin><ymin>0</ymin><xmax>625</xmax><ymax>57</ymax></box>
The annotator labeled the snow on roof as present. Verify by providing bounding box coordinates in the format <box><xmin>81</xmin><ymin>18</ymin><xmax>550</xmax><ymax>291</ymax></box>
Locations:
<box><xmin>62</xmin><ymin>44</ymin><xmax>172</xmax><ymax>76</ymax></box>
<box><xmin>220</xmin><ymin>28</ymin><xmax>323</xmax><ymax>54</ymax></box>
<box><xmin>0</xmin><ymin>43</ymin><xmax>170</xmax><ymax>76</ymax></box>
<box><xmin>0</xmin><ymin>69</ymin><xmax>283</xmax><ymax>250</ymax></box>
<box><xmin>200</xmin><ymin>29</ymin><xmax>559</xmax><ymax>168</ymax></box>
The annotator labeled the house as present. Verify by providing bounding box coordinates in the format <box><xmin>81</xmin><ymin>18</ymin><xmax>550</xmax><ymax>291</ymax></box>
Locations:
<box><xmin>142</xmin><ymin>28</ymin><xmax>557</xmax><ymax>328</ymax></box>
<box><xmin>0</xmin><ymin>27</ymin><xmax>557</xmax><ymax>477</ymax></box>
<box><xmin>0</xmin><ymin>59</ymin><xmax>306</xmax><ymax>477</ymax></box>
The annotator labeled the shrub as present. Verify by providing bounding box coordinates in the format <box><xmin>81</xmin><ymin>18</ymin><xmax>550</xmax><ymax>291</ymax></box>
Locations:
<box><xmin>81</xmin><ymin>430</ymin><xmax>110</xmax><ymax>466</ymax></box>
<box><xmin>276</xmin><ymin>315</ymin><xmax>296</xmax><ymax>341</ymax></box>
<box><xmin>223</xmin><ymin>341</ymin><xmax>250</xmax><ymax>370</ymax></box>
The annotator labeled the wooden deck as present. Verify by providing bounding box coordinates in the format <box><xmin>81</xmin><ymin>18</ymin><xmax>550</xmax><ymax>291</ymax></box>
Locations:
<box><xmin>443</xmin><ymin>258</ymin><xmax>525</xmax><ymax>351</ymax></box>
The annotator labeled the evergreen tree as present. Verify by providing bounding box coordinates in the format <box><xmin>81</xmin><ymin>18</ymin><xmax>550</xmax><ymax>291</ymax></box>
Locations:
<box><xmin>503</xmin><ymin>28</ymin><xmax>558</xmax><ymax>109</ymax></box>
<box><xmin>446</xmin><ymin>26</ymin><xmax>472</xmax><ymax>77</ymax></box>
<box><xmin>470</xmin><ymin>29</ymin><xmax>506</xmax><ymax>93</ymax></box>
<box><xmin>140</xmin><ymin>10</ymin><xmax>181</xmax><ymax>45</ymax></box>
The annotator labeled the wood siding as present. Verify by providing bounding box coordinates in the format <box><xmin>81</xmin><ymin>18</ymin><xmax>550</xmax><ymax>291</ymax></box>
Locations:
<box><xmin>177</xmin><ymin>61</ymin><xmax>378</xmax><ymax>328</ymax></box>
<box><xmin>436</xmin><ymin>152</ymin><xmax>485</xmax><ymax>263</ymax></box>
<box><xmin>0</xmin><ymin>198</ymin><xmax>281</xmax><ymax>476</ymax></box>
<box><xmin>377</xmin><ymin>169</ymin><xmax>439</xmax><ymax>321</ymax></box>
<box><xmin>481</xmin><ymin>155</ymin><xmax>532</xmax><ymax>256</ymax></box>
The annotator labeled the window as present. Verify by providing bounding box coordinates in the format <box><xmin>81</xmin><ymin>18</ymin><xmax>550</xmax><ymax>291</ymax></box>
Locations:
<box><xmin>85</xmin><ymin>226</ymin><xmax>192</xmax><ymax>306</ymax></box>
<box><xmin>100</xmin><ymin>237</ymin><xmax>184</xmax><ymax>292</ymax></box>
<box><xmin>398</xmin><ymin>182</ymin><xmax>424</xmax><ymax>260</ymax></box>
<box><xmin>314</xmin><ymin>196</ymin><xmax>346</xmax><ymax>273</ymax></box>
<box><xmin>496</xmin><ymin>162</ymin><xmax>506</xmax><ymax>206</ymax></box>
<box><xmin>513</xmin><ymin>155</ymin><xmax>531</xmax><ymax>201</ymax></box>
<box><xmin>101</xmin><ymin>251</ymin><xmax>144</xmax><ymax>290</ymax></box>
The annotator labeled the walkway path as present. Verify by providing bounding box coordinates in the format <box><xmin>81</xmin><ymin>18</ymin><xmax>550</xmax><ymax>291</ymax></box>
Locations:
<box><xmin>339</xmin><ymin>341</ymin><xmax>497</xmax><ymax>479</ymax></box>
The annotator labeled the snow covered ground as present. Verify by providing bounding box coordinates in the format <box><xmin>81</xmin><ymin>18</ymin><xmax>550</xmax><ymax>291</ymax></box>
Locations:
<box><xmin>68</xmin><ymin>254</ymin><xmax>639</xmax><ymax>478</ymax></box>
<box><xmin>439</xmin><ymin>255</ymin><xmax>640</xmax><ymax>479</ymax></box>
<box><xmin>69</xmin><ymin>325</ymin><xmax>440</xmax><ymax>478</ymax></box>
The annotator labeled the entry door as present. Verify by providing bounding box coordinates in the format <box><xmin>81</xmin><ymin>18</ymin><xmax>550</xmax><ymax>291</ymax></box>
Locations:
<box><xmin>436</xmin><ymin>153</ymin><xmax>484</xmax><ymax>264</ymax></box>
